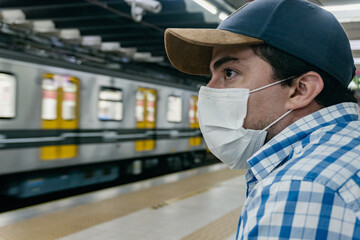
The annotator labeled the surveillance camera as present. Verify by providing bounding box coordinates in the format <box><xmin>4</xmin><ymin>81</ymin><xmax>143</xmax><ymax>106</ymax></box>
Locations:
<box><xmin>131</xmin><ymin>6</ymin><xmax>145</xmax><ymax>22</ymax></box>
<box><xmin>135</xmin><ymin>0</ymin><xmax>162</xmax><ymax>14</ymax></box>
<box><xmin>125</xmin><ymin>0</ymin><xmax>162</xmax><ymax>14</ymax></box>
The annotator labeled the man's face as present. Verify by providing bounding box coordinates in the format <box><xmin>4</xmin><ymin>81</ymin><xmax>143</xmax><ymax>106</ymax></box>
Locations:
<box><xmin>208</xmin><ymin>46</ymin><xmax>290</xmax><ymax>133</ymax></box>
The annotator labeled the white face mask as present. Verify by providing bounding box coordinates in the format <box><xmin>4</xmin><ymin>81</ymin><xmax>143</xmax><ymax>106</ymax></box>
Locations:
<box><xmin>197</xmin><ymin>78</ymin><xmax>293</xmax><ymax>169</ymax></box>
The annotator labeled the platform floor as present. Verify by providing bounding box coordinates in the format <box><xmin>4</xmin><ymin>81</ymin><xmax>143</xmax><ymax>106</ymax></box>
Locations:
<box><xmin>0</xmin><ymin>164</ymin><xmax>247</xmax><ymax>240</ymax></box>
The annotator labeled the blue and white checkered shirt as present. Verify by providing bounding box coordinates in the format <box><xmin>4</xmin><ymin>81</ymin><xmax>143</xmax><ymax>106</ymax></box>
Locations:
<box><xmin>236</xmin><ymin>102</ymin><xmax>360</xmax><ymax>239</ymax></box>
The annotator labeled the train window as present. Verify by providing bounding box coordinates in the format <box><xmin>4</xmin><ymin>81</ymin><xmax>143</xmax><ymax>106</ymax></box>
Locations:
<box><xmin>189</xmin><ymin>96</ymin><xmax>197</xmax><ymax>125</ymax></box>
<box><xmin>42</xmin><ymin>77</ymin><xmax>58</xmax><ymax>120</ymax></box>
<box><xmin>62</xmin><ymin>80</ymin><xmax>77</xmax><ymax>120</ymax></box>
<box><xmin>98</xmin><ymin>87</ymin><xmax>123</xmax><ymax>121</ymax></box>
<box><xmin>0</xmin><ymin>73</ymin><xmax>16</xmax><ymax>118</ymax></box>
<box><xmin>146</xmin><ymin>91</ymin><xmax>156</xmax><ymax>123</ymax></box>
<box><xmin>167</xmin><ymin>95</ymin><xmax>182</xmax><ymax>123</ymax></box>
<box><xmin>135</xmin><ymin>91</ymin><xmax>145</xmax><ymax>122</ymax></box>
<box><xmin>135</xmin><ymin>88</ymin><xmax>157</xmax><ymax>124</ymax></box>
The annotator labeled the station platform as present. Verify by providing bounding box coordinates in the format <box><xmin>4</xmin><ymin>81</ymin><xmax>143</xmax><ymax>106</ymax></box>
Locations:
<box><xmin>0</xmin><ymin>164</ymin><xmax>247</xmax><ymax>240</ymax></box>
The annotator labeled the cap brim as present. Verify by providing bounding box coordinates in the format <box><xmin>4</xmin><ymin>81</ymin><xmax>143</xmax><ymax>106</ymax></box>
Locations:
<box><xmin>164</xmin><ymin>28</ymin><xmax>263</xmax><ymax>75</ymax></box>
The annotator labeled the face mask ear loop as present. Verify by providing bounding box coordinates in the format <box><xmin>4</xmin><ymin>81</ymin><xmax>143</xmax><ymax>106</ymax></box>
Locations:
<box><xmin>263</xmin><ymin>109</ymin><xmax>293</xmax><ymax>131</ymax></box>
<box><xmin>249</xmin><ymin>76</ymin><xmax>295</xmax><ymax>94</ymax></box>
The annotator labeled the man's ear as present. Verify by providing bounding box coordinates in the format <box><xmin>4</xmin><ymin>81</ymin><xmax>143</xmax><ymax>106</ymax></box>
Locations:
<box><xmin>286</xmin><ymin>71</ymin><xmax>324</xmax><ymax>110</ymax></box>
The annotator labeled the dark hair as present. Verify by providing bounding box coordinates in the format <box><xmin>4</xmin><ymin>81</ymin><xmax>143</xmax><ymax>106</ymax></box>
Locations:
<box><xmin>251</xmin><ymin>44</ymin><xmax>357</xmax><ymax>107</ymax></box>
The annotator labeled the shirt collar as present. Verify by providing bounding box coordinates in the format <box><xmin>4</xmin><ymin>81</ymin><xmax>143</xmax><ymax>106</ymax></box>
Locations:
<box><xmin>247</xmin><ymin>102</ymin><xmax>359</xmax><ymax>181</ymax></box>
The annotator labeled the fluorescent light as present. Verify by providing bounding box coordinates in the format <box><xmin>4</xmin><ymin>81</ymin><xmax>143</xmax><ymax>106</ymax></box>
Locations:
<box><xmin>321</xmin><ymin>4</ymin><xmax>360</xmax><ymax>23</ymax></box>
<box><xmin>350</xmin><ymin>40</ymin><xmax>360</xmax><ymax>50</ymax></box>
<box><xmin>219</xmin><ymin>12</ymin><xmax>229</xmax><ymax>21</ymax></box>
<box><xmin>354</xmin><ymin>58</ymin><xmax>360</xmax><ymax>65</ymax></box>
<box><xmin>323</xmin><ymin>4</ymin><xmax>360</xmax><ymax>12</ymax></box>
<box><xmin>193</xmin><ymin>0</ymin><xmax>217</xmax><ymax>14</ymax></box>
<box><xmin>337</xmin><ymin>17</ymin><xmax>360</xmax><ymax>23</ymax></box>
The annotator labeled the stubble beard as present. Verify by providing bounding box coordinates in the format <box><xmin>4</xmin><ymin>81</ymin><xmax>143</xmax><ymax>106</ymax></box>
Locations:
<box><xmin>244</xmin><ymin>114</ymin><xmax>281</xmax><ymax>144</ymax></box>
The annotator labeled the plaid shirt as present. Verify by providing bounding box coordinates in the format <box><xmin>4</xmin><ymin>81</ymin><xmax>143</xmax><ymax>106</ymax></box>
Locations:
<box><xmin>237</xmin><ymin>102</ymin><xmax>360</xmax><ymax>240</ymax></box>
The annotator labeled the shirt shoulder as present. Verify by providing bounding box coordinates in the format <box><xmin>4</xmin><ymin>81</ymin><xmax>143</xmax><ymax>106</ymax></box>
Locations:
<box><xmin>273</xmin><ymin>121</ymin><xmax>360</xmax><ymax>191</ymax></box>
<box><xmin>267</xmin><ymin>121</ymin><xmax>360</xmax><ymax>217</ymax></box>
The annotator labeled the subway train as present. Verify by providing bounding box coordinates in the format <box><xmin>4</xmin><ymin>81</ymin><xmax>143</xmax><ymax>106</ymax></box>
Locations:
<box><xmin>0</xmin><ymin>49</ymin><xmax>211</xmax><ymax>198</ymax></box>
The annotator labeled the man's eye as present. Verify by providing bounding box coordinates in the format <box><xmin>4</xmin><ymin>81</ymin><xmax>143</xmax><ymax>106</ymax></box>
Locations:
<box><xmin>224</xmin><ymin>69</ymin><xmax>237</xmax><ymax>79</ymax></box>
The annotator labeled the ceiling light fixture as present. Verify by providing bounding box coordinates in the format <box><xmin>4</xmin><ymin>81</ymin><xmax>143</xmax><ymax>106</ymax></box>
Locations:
<box><xmin>354</xmin><ymin>58</ymin><xmax>360</xmax><ymax>65</ymax></box>
<box><xmin>350</xmin><ymin>40</ymin><xmax>360</xmax><ymax>50</ymax></box>
<box><xmin>219</xmin><ymin>12</ymin><xmax>229</xmax><ymax>21</ymax></box>
<box><xmin>322</xmin><ymin>4</ymin><xmax>360</xmax><ymax>23</ymax></box>
<box><xmin>193</xmin><ymin>0</ymin><xmax>218</xmax><ymax>14</ymax></box>
<box><xmin>125</xmin><ymin>0</ymin><xmax>162</xmax><ymax>22</ymax></box>
<box><xmin>323</xmin><ymin>4</ymin><xmax>360</xmax><ymax>12</ymax></box>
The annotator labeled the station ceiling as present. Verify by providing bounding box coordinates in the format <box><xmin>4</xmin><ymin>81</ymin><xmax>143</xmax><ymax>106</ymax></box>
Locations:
<box><xmin>0</xmin><ymin>0</ymin><xmax>359</xmax><ymax>76</ymax></box>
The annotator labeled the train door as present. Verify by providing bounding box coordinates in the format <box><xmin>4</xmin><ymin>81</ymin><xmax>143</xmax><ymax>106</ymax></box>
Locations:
<box><xmin>135</xmin><ymin>87</ymin><xmax>157</xmax><ymax>151</ymax></box>
<box><xmin>41</xmin><ymin>73</ymin><xmax>80</xmax><ymax>160</ymax></box>
<box><xmin>189</xmin><ymin>95</ymin><xmax>202</xmax><ymax>146</ymax></box>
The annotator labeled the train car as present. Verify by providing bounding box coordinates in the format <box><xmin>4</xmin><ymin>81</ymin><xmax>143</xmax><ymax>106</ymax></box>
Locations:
<box><xmin>0</xmin><ymin>49</ymin><xmax>210</xmax><ymax>198</ymax></box>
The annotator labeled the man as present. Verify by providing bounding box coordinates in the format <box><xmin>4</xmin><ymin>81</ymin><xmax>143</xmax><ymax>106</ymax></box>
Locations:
<box><xmin>164</xmin><ymin>0</ymin><xmax>360</xmax><ymax>239</ymax></box>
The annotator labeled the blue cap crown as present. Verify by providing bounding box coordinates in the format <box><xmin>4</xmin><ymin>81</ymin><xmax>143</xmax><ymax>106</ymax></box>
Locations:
<box><xmin>218</xmin><ymin>0</ymin><xmax>355</xmax><ymax>86</ymax></box>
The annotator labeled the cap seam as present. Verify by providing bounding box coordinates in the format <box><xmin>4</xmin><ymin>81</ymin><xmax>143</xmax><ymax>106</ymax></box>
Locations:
<box><xmin>261</xmin><ymin>0</ymin><xmax>285</xmax><ymax>38</ymax></box>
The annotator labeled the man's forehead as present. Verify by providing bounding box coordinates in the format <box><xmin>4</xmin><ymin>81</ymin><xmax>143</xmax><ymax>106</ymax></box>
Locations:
<box><xmin>210</xmin><ymin>45</ymin><xmax>256</xmax><ymax>68</ymax></box>
<box><xmin>212</xmin><ymin>46</ymin><xmax>254</xmax><ymax>60</ymax></box>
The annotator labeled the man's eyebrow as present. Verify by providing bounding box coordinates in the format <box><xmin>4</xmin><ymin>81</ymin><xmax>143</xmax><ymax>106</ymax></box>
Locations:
<box><xmin>211</xmin><ymin>57</ymin><xmax>239</xmax><ymax>71</ymax></box>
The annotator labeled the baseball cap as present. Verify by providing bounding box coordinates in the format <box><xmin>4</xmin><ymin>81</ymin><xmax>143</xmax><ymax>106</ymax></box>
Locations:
<box><xmin>164</xmin><ymin>0</ymin><xmax>355</xmax><ymax>87</ymax></box>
